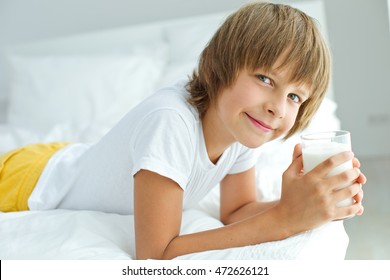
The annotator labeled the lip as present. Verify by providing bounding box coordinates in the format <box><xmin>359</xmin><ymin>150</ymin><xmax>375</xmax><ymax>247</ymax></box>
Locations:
<box><xmin>245</xmin><ymin>113</ymin><xmax>273</xmax><ymax>132</ymax></box>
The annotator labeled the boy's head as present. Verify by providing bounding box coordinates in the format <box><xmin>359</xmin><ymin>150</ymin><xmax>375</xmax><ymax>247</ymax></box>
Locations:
<box><xmin>187</xmin><ymin>1</ymin><xmax>331</xmax><ymax>139</ymax></box>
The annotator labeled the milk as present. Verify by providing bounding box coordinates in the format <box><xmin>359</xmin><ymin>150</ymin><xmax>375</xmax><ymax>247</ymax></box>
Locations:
<box><xmin>302</xmin><ymin>142</ymin><xmax>353</xmax><ymax>207</ymax></box>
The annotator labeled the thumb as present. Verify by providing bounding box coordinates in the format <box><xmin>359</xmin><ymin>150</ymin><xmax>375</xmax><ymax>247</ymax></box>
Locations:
<box><xmin>292</xmin><ymin>143</ymin><xmax>302</xmax><ymax>161</ymax></box>
<box><xmin>287</xmin><ymin>143</ymin><xmax>304</xmax><ymax>175</ymax></box>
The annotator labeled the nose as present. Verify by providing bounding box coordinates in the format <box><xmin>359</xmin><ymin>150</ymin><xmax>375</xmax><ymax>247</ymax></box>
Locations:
<box><xmin>265</xmin><ymin>94</ymin><xmax>286</xmax><ymax>119</ymax></box>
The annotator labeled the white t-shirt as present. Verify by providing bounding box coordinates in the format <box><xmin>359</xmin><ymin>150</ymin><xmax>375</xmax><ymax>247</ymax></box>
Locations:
<box><xmin>28</xmin><ymin>81</ymin><xmax>258</xmax><ymax>214</ymax></box>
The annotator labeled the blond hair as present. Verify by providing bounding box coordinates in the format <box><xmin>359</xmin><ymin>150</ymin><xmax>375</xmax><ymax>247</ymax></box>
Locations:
<box><xmin>187</xmin><ymin>1</ymin><xmax>331</xmax><ymax>138</ymax></box>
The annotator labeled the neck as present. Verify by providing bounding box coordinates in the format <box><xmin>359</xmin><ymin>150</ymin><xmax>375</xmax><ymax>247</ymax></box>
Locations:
<box><xmin>202</xmin><ymin>105</ymin><xmax>235</xmax><ymax>164</ymax></box>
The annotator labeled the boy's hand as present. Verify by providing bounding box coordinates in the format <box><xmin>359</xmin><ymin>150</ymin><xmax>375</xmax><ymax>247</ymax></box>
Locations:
<box><xmin>276</xmin><ymin>144</ymin><xmax>365</xmax><ymax>233</ymax></box>
<box><xmin>352</xmin><ymin>157</ymin><xmax>366</xmax><ymax>215</ymax></box>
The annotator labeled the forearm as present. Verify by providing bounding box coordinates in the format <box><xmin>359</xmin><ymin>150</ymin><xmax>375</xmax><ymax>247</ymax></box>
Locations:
<box><xmin>162</xmin><ymin>205</ymin><xmax>293</xmax><ymax>260</ymax></box>
<box><xmin>221</xmin><ymin>200</ymin><xmax>279</xmax><ymax>225</ymax></box>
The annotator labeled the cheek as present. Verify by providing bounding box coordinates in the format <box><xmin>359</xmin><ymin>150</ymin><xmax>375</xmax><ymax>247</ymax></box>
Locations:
<box><xmin>218</xmin><ymin>89</ymin><xmax>249</xmax><ymax>115</ymax></box>
<box><xmin>284</xmin><ymin>107</ymin><xmax>300</xmax><ymax>130</ymax></box>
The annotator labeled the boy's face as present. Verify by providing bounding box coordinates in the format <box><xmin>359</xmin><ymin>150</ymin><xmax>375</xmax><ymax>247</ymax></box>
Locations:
<box><xmin>213</xmin><ymin>64</ymin><xmax>309</xmax><ymax>148</ymax></box>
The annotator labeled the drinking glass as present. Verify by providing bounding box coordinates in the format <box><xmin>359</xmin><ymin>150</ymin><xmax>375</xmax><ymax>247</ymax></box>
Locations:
<box><xmin>301</xmin><ymin>130</ymin><xmax>353</xmax><ymax>208</ymax></box>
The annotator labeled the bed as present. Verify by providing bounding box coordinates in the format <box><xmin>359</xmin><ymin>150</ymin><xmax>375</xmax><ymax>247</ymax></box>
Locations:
<box><xmin>0</xmin><ymin>10</ymin><xmax>349</xmax><ymax>260</ymax></box>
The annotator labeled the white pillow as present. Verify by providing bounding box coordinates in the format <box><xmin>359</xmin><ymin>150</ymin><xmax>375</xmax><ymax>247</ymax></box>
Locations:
<box><xmin>7</xmin><ymin>53</ymin><xmax>166</xmax><ymax>136</ymax></box>
<box><xmin>156</xmin><ymin>61</ymin><xmax>197</xmax><ymax>89</ymax></box>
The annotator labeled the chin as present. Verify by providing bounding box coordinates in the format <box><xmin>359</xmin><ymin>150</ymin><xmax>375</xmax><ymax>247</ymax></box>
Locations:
<box><xmin>247</xmin><ymin>132</ymin><xmax>284</xmax><ymax>148</ymax></box>
<box><xmin>241</xmin><ymin>138</ymin><xmax>270</xmax><ymax>149</ymax></box>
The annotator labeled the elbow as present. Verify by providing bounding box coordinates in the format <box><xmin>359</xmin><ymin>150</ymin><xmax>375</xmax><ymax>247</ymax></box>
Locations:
<box><xmin>220</xmin><ymin>212</ymin><xmax>236</xmax><ymax>225</ymax></box>
<box><xmin>135</xmin><ymin>246</ymin><xmax>165</xmax><ymax>260</ymax></box>
<box><xmin>136</xmin><ymin>249</ymin><xmax>170</xmax><ymax>260</ymax></box>
<box><xmin>136</xmin><ymin>252</ymin><xmax>167</xmax><ymax>260</ymax></box>
<box><xmin>135</xmin><ymin>240</ymin><xmax>176</xmax><ymax>260</ymax></box>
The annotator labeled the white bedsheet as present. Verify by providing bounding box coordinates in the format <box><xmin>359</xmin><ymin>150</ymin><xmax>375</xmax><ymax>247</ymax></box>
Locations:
<box><xmin>0</xmin><ymin>208</ymin><xmax>348</xmax><ymax>260</ymax></box>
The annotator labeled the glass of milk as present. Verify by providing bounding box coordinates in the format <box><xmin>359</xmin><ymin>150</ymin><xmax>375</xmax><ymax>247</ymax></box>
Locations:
<box><xmin>301</xmin><ymin>130</ymin><xmax>354</xmax><ymax>209</ymax></box>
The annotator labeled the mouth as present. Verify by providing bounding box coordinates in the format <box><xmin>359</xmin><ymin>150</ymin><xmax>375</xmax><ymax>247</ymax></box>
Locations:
<box><xmin>245</xmin><ymin>113</ymin><xmax>273</xmax><ymax>132</ymax></box>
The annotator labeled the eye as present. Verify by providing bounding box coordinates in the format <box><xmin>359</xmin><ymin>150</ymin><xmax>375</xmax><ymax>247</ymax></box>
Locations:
<box><xmin>288</xmin><ymin>93</ymin><xmax>301</xmax><ymax>103</ymax></box>
<box><xmin>256</xmin><ymin>74</ymin><xmax>272</xmax><ymax>85</ymax></box>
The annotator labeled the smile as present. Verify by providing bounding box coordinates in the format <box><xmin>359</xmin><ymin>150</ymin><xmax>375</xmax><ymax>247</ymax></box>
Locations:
<box><xmin>245</xmin><ymin>113</ymin><xmax>273</xmax><ymax>132</ymax></box>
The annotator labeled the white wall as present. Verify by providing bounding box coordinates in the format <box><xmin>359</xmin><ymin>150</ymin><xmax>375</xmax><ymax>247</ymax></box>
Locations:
<box><xmin>389</xmin><ymin>0</ymin><xmax>390</xmax><ymax>30</ymax></box>
<box><xmin>0</xmin><ymin>0</ymin><xmax>249</xmax><ymax>44</ymax></box>
<box><xmin>0</xmin><ymin>0</ymin><xmax>314</xmax><ymax>44</ymax></box>
<box><xmin>324</xmin><ymin>0</ymin><xmax>390</xmax><ymax>158</ymax></box>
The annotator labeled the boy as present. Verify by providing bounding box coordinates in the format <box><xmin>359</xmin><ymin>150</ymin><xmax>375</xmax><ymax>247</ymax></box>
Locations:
<box><xmin>0</xmin><ymin>2</ymin><xmax>365</xmax><ymax>259</ymax></box>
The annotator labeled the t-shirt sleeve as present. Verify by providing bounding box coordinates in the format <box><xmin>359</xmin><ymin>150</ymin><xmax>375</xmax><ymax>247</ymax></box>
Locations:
<box><xmin>228</xmin><ymin>145</ymin><xmax>258</xmax><ymax>174</ymax></box>
<box><xmin>131</xmin><ymin>109</ymin><xmax>195</xmax><ymax>190</ymax></box>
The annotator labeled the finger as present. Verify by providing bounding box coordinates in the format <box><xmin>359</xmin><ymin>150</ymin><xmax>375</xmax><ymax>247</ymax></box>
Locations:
<box><xmin>353</xmin><ymin>185</ymin><xmax>363</xmax><ymax>203</ymax></box>
<box><xmin>290</xmin><ymin>144</ymin><xmax>303</xmax><ymax>174</ymax></box>
<box><xmin>333</xmin><ymin>182</ymin><xmax>361</xmax><ymax>204</ymax></box>
<box><xmin>292</xmin><ymin>143</ymin><xmax>302</xmax><ymax>161</ymax></box>
<box><xmin>352</xmin><ymin>157</ymin><xmax>361</xmax><ymax>168</ymax></box>
<box><xmin>326</xmin><ymin>167</ymin><xmax>361</xmax><ymax>192</ymax></box>
<box><xmin>355</xmin><ymin>172</ymin><xmax>367</xmax><ymax>185</ymax></box>
<box><xmin>356</xmin><ymin>204</ymin><xmax>364</xmax><ymax>216</ymax></box>
<box><xmin>312</xmin><ymin>151</ymin><xmax>354</xmax><ymax>177</ymax></box>
<box><xmin>336</xmin><ymin>202</ymin><xmax>363</xmax><ymax>219</ymax></box>
<box><xmin>284</xmin><ymin>144</ymin><xmax>304</xmax><ymax>175</ymax></box>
